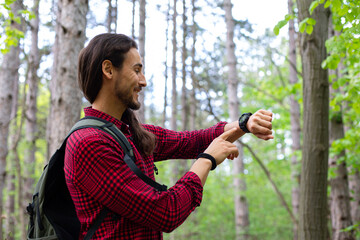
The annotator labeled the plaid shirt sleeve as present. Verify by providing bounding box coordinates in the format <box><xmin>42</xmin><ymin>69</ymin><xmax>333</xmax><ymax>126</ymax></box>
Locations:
<box><xmin>65</xmin><ymin>128</ymin><xmax>212</xmax><ymax>235</ymax></box>
<box><xmin>144</xmin><ymin>122</ymin><xmax>227</xmax><ymax>161</ymax></box>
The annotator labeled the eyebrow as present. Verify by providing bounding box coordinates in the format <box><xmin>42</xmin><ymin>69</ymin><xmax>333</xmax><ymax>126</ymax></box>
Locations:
<box><xmin>133</xmin><ymin>63</ymin><xmax>143</xmax><ymax>68</ymax></box>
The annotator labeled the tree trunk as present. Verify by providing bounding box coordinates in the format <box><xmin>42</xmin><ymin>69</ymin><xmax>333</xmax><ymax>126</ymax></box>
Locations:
<box><xmin>23</xmin><ymin>0</ymin><xmax>41</xmax><ymax>227</ymax></box>
<box><xmin>138</xmin><ymin>0</ymin><xmax>146</xmax><ymax>123</ymax></box>
<box><xmin>170</xmin><ymin>4</ymin><xmax>179</xmax><ymax>237</ymax></box>
<box><xmin>341</xmin><ymin>80</ymin><xmax>360</xmax><ymax>229</ymax></box>
<box><xmin>48</xmin><ymin>0</ymin><xmax>88</xmax><ymax>155</ymax></box>
<box><xmin>328</xmin><ymin>16</ymin><xmax>354</xmax><ymax>240</ymax></box>
<box><xmin>162</xmin><ymin>0</ymin><xmax>171</xmax><ymax>128</ymax></box>
<box><xmin>131</xmin><ymin>0</ymin><xmax>136</xmax><ymax>39</ymax></box>
<box><xmin>329</xmin><ymin>107</ymin><xmax>354</xmax><ymax>240</ymax></box>
<box><xmin>179</xmin><ymin>0</ymin><xmax>189</xmax><ymax>175</ymax></box>
<box><xmin>107</xmin><ymin>0</ymin><xmax>118</xmax><ymax>33</ymax></box>
<box><xmin>0</xmin><ymin>1</ymin><xmax>24</xmax><ymax>239</ymax></box>
<box><xmin>223</xmin><ymin>0</ymin><xmax>249</xmax><ymax>239</ymax></box>
<box><xmin>189</xmin><ymin>0</ymin><xmax>196</xmax><ymax>131</ymax></box>
<box><xmin>296</xmin><ymin>1</ymin><xmax>330</xmax><ymax>239</ymax></box>
<box><xmin>288</xmin><ymin>0</ymin><xmax>301</xmax><ymax>239</ymax></box>
<box><xmin>171</xmin><ymin>0</ymin><xmax>177</xmax><ymax>132</ymax></box>
<box><xmin>348</xmin><ymin>170</ymin><xmax>360</xmax><ymax>228</ymax></box>
<box><xmin>181</xmin><ymin>0</ymin><xmax>188</xmax><ymax>132</ymax></box>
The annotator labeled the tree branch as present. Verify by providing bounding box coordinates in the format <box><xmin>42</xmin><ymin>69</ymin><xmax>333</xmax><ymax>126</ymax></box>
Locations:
<box><xmin>204</xmin><ymin>95</ymin><xmax>298</xmax><ymax>225</ymax></box>
<box><xmin>239</xmin><ymin>140</ymin><xmax>298</xmax><ymax>226</ymax></box>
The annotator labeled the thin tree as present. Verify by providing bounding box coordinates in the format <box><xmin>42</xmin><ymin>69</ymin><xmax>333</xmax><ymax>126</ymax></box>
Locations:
<box><xmin>296</xmin><ymin>0</ymin><xmax>330</xmax><ymax>239</ymax></box>
<box><xmin>0</xmin><ymin>1</ymin><xmax>24</xmax><ymax>239</ymax></box>
<box><xmin>171</xmin><ymin>0</ymin><xmax>178</xmax><ymax>132</ymax></box>
<box><xmin>138</xmin><ymin>0</ymin><xmax>146</xmax><ymax>123</ymax></box>
<box><xmin>21</xmin><ymin>0</ymin><xmax>41</xmax><ymax>237</ymax></box>
<box><xmin>223</xmin><ymin>0</ymin><xmax>250</xmax><ymax>239</ymax></box>
<box><xmin>107</xmin><ymin>0</ymin><xmax>118</xmax><ymax>33</ymax></box>
<box><xmin>47</xmin><ymin>0</ymin><xmax>89</xmax><ymax>155</ymax></box>
<box><xmin>328</xmin><ymin>14</ymin><xmax>354</xmax><ymax>240</ymax></box>
<box><xmin>131</xmin><ymin>0</ymin><xmax>136</xmax><ymax>39</ymax></box>
<box><xmin>189</xmin><ymin>0</ymin><xmax>196</xmax><ymax>131</ymax></box>
<box><xmin>288</xmin><ymin>0</ymin><xmax>301</xmax><ymax>239</ymax></box>
<box><xmin>178</xmin><ymin>0</ymin><xmax>189</xmax><ymax>175</ymax></box>
<box><xmin>162</xmin><ymin>0</ymin><xmax>171</xmax><ymax>128</ymax></box>
<box><xmin>181</xmin><ymin>0</ymin><xmax>188</xmax><ymax>132</ymax></box>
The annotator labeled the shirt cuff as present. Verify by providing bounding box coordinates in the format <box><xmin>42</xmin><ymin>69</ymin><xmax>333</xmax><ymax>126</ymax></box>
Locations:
<box><xmin>177</xmin><ymin>171</ymin><xmax>204</xmax><ymax>210</ymax></box>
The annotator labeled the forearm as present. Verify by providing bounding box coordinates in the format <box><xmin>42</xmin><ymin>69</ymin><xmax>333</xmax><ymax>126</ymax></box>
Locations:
<box><xmin>223</xmin><ymin>121</ymin><xmax>245</xmax><ymax>143</ymax></box>
<box><xmin>189</xmin><ymin>158</ymin><xmax>212</xmax><ymax>186</ymax></box>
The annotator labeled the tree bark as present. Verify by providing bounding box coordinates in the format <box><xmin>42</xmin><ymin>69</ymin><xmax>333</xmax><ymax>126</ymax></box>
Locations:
<box><xmin>162</xmin><ymin>0</ymin><xmax>171</xmax><ymax>128</ymax></box>
<box><xmin>189</xmin><ymin>0</ymin><xmax>197</xmax><ymax>131</ymax></box>
<box><xmin>107</xmin><ymin>0</ymin><xmax>118</xmax><ymax>33</ymax></box>
<box><xmin>23</xmin><ymin>0</ymin><xmax>40</xmax><ymax>217</ymax></box>
<box><xmin>288</xmin><ymin>0</ymin><xmax>301</xmax><ymax>239</ymax></box>
<box><xmin>223</xmin><ymin>0</ymin><xmax>249</xmax><ymax>239</ymax></box>
<box><xmin>0</xmin><ymin>1</ymin><xmax>24</xmax><ymax>239</ymax></box>
<box><xmin>329</xmin><ymin>109</ymin><xmax>354</xmax><ymax>240</ymax></box>
<box><xmin>181</xmin><ymin>0</ymin><xmax>188</xmax><ymax>132</ymax></box>
<box><xmin>138</xmin><ymin>0</ymin><xmax>146</xmax><ymax>123</ymax></box>
<box><xmin>179</xmin><ymin>0</ymin><xmax>189</xmax><ymax>175</ymax></box>
<box><xmin>328</xmin><ymin>16</ymin><xmax>354</xmax><ymax>240</ymax></box>
<box><xmin>48</xmin><ymin>0</ymin><xmax>88</xmax><ymax>155</ymax></box>
<box><xmin>171</xmin><ymin>0</ymin><xmax>177</xmax><ymax>132</ymax></box>
<box><xmin>348</xmin><ymin>170</ymin><xmax>360</xmax><ymax>228</ymax></box>
<box><xmin>296</xmin><ymin>0</ymin><xmax>330</xmax><ymax>239</ymax></box>
<box><xmin>131</xmin><ymin>0</ymin><xmax>136</xmax><ymax>39</ymax></box>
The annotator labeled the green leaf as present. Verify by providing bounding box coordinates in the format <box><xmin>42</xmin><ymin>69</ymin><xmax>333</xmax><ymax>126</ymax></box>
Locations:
<box><xmin>338</xmin><ymin>6</ymin><xmax>349</xmax><ymax>16</ymax></box>
<box><xmin>273</xmin><ymin>26</ymin><xmax>280</xmax><ymax>36</ymax></box>
<box><xmin>306</xmin><ymin>24</ymin><xmax>313</xmax><ymax>35</ymax></box>
<box><xmin>278</xmin><ymin>19</ymin><xmax>289</xmax><ymax>29</ymax></box>
<box><xmin>324</xmin><ymin>0</ymin><xmax>331</xmax><ymax>8</ymax></box>
<box><xmin>5</xmin><ymin>0</ymin><xmax>16</xmax><ymax>5</ymax></box>
<box><xmin>299</xmin><ymin>20</ymin><xmax>307</xmax><ymax>33</ymax></box>
<box><xmin>321</xmin><ymin>59</ymin><xmax>328</xmax><ymax>69</ymax></box>
<box><xmin>307</xmin><ymin>17</ymin><xmax>317</xmax><ymax>25</ymax></box>
<box><xmin>284</xmin><ymin>14</ymin><xmax>292</xmax><ymax>21</ymax></box>
<box><xmin>332</xmin><ymin>81</ymin><xmax>339</xmax><ymax>90</ymax></box>
<box><xmin>309</xmin><ymin>1</ymin><xmax>319</xmax><ymax>15</ymax></box>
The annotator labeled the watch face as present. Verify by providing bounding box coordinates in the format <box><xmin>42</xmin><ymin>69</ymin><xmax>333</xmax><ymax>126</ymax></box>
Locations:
<box><xmin>240</xmin><ymin>114</ymin><xmax>248</xmax><ymax>123</ymax></box>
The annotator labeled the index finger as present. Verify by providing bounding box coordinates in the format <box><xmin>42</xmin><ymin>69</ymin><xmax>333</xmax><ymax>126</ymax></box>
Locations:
<box><xmin>219</xmin><ymin>127</ymin><xmax>238</xmax><ymax>140</ymax></box>
<box><xmin>258</xmin><ymin>109</ymin><xmax>273</xmax><ymax>119</ymax></box>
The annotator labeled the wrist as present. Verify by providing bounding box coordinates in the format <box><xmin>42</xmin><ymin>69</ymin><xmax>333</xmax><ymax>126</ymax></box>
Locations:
<box><xmin>238</xmin><ymin>112</ymin><xmax>252</xmax><ymax>133</ymax></box>
<box><xmin>197</xmin><ymin>153</ymin><xmax>217</xmax><ymax>170</ymax></box>
<box><xmin>195</xmin><ymin>157</ymin><xmax>212</xmax><ymax>170</ymax></box>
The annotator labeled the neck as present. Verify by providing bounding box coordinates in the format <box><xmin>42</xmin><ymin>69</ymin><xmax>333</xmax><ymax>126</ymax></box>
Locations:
<box><xmin>92</xmin><ymin>93</ymin><xmax>126</xmax><ymax>121</ymax></box>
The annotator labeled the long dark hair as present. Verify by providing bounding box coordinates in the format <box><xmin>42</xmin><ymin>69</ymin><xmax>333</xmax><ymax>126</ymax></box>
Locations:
<box><xmin>78</xmin><ymin>33</ymin><xmax>156</xmax><ymax>156</ymax></box>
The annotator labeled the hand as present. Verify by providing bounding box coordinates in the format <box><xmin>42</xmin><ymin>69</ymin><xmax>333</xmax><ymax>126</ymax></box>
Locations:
<box><xmin>247</xmin><ymin>109</ymin><xmax>274</xmax><ymax>140</ymax></box>
<box><xmin>203</xmin><ymin>128</ymin><xmax>239</xmax><ymax>166</ymax></box>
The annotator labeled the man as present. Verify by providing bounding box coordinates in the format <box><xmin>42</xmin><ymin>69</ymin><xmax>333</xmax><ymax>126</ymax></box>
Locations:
<box><xmin>65</xmin><ymin>33</ymin><xmax>273</xmax><ymax>239</ymax></box>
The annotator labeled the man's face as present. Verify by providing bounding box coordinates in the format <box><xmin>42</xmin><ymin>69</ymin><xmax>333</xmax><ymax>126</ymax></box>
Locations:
<box><xmin>113</xmin><ymin>48</ymin><xmax>146</xmax><ymax>110</ymax></box>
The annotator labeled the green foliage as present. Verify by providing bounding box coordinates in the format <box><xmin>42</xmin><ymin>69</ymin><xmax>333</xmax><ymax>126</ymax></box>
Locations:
<box><xmin>0</xmin><ymin>1</ymin><xmax>34</xmax><ymax>54</ymax></box>
<box><xmin>273</xmin><ymin>14</ymin><xmax>294</xmax><ymax>36</ymax></box>
<box><xmin>298</xmin><ymin>17</ymin><xmax>316</xmax><ymax>34</ymax></box>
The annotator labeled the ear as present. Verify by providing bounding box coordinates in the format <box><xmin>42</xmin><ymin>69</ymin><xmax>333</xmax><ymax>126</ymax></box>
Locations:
<box><xmin>102</xmin><ymin>60</ymin><xmax>113</xmax><ymax>80</ymax></box>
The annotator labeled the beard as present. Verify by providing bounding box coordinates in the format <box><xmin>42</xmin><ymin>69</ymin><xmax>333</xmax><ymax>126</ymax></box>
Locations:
<box><xmin>115</xmin><ymin>85</ymin><xmax>141</xmax><ymax>110</ymax></box>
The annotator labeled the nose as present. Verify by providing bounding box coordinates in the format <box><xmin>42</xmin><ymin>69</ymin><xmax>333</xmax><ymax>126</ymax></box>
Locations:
<box><xmin>139</xmin><ymin>73</ymin><xmax>147</xmax><ymax>87</ymax></box>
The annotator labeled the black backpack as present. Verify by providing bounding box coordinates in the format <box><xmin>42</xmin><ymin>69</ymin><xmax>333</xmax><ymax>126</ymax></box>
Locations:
<box><xmin>26</xmin><ymin>116</ymin><xmax>167</xmax><ymax>240</ymax></box>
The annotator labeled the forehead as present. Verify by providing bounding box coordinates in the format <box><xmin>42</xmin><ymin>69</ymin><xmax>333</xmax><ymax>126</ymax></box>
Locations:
<box><xmin>124</xmin><ymin>48</ymin><xmax>142</xmax><ymax>64</ymax></box>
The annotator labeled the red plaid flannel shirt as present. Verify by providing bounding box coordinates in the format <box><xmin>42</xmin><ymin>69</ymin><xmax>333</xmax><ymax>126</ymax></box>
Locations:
<box><xmin>64</xmin><ymin>107</ymin><xmax>226</xmax><ymax>239</ymax></box>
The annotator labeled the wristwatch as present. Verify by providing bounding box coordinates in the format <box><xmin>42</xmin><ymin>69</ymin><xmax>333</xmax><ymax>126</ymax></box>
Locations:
<box><xmin>238</xmin><ymin>112</ymin><xmax>252</xmax><ymax>133</ymax></box>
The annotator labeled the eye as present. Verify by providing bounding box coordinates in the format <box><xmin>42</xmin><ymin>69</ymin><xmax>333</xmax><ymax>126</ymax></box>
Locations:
<box><xmin>135</xmin><ymin>68</ymin><xmax>141</xmax><ymax>74</ymax></box>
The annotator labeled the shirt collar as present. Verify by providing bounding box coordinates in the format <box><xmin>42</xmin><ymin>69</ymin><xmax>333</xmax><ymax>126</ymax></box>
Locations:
<box><xmin>84</xmin><ymin>106</ymin><xmax>130</xmax><ymax>134</ymax></box>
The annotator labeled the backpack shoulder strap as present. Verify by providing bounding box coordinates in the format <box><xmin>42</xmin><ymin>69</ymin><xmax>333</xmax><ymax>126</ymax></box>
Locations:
<box><xmin>70</xmin><ymin>116</ymin><xmax>167</xmax><ymax>192</ymax></box>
